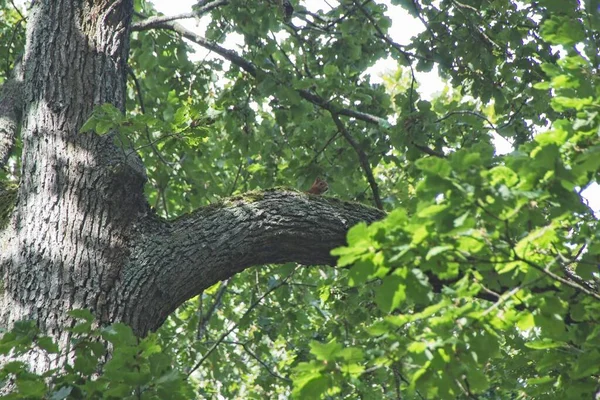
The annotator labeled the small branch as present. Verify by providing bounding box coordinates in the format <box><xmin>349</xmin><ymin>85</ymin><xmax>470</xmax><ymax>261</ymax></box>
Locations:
<box><xmin>197</xmin><ymin>279</ymin><xmax>229</xmax><ymax>339</ymax></box>
<box><xmin>353</xmin><ymin>0</ymin><xmax>413</xmax><ymax>64</ymax></box>
<box><xmin>479</xmin><ymin>277</ymin><xmax>542</xmax><ymax>318</ymax></box>
<box><xmin>187</xmin><ymin>267</ymin><xmax>298</xmax><ymax>376</ymax></box>
<box><xmin>126</xmin><ymin>66</ymin><xmax>174</xmax><ymax>168</ymax></box>
<box><xmin>413</xmin><ymin>143</ymin><xmax>445</xmax><ymax>158</ymax></box>
<box><xmin>127</xmin><ymin>132</ymin><xmax>180</xmax><ymax>157</ymax></box>
<box><xmin>240</xmin><ymin>341</ymin><xmax>291</xmax><ymax>382</ymax></box>
<box><xmin>131</xmin><ymin>0</ymin><xmax>229</xmax><ymax>31</ymax></box>
<box><xmin>228</xmin><ymin>162</ymin><xmax>243</xmax><ymax>195</ymax></box>
<box><xmin>329</xmin><ymin>112</ymin><xmax>384</xmax><ymax>210</ymax></box>
<box><xmin>436</xmin><ymin>110</ymin><xmax>497</xmax><ymax>131</ymax></box>
<box><xmin>4</xmin><ymin>17</ymin><xmax>25</xmax><ymax>78</ymax></box>
<box><xmin>297</xmin><ymin>89</ymin><xmax>389</xmax><ymax>126</ymax></box>
<box><xmin>133</xmin><ymin>20</ymin><xmax>257</xmax><ymax>75</ymax></box>
<box><xmin>450</xmin><ymin>0</ymin><xmax>502</xmax><ymax>51</ymax></box>
<box><xmin>515</xmin><ymin>255</ymin><xmax>600</xmax><ymax>302</ymax></box>
<box><xmin>311</xmin><ymin>131</ymin><xmax>339</xmax><ymax>164</ymax></box>
<box><xmin>9</xmin><ymin>0</ymin><xmax>25</xmax><ymax>21</ymax></box>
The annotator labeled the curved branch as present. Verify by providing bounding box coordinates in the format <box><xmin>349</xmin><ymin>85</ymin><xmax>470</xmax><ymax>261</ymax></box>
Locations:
<box><xmin>124</xmin><ymin>190</ymin><xmax>385</xmax><ymax>334</ymax></box>
<box><xmin>132</xmin><ymin>20</ymin><xmax>390</xmax><ymax>127</ymax></box>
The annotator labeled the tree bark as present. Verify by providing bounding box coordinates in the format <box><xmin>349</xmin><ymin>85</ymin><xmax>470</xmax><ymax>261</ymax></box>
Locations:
<box><xmin>0</xmin><ymin>0</ymin><xmax>384</xmax><ymax>372</ymax></box>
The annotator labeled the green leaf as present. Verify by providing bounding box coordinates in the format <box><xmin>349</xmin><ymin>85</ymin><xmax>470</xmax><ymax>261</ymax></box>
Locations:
<box><xmin>541</xmin><ymin>16</ymin><xmax>585</xmax><ymax>46</ymax></box>
<box><xmin>68</xmin><ymin>309</ymin><xmax>94</xmax><ymax>322</ymax></box>
<box><xmin>79</xmin><ymin>117</ymin><xmax>97</xmax><ymax>133</ymax></box>
<box><xmin>348</xmin><ymin>259</ymin><xmax>376</xmax><ymax>286</ymax></box>
<box><xmin>102</xmin><ymin>323</ymin><xmax>136</xmax><ymax>346</ymax></box>
<box><xmin>407</xmin><ymin>341</ymin><xmax>427</xmax><ymax>353</ymax></box>
<box><xmin>70</xmin><ymin>321</ymin><xmax>92</xmax><ymax>334</ymax></box>
<box><xmin>37</xmin><ymin>336</ymin><xmax>59</xmax><ymax>354</ymax></box>
<box><xmin>17</xmin><ymin>379</ymin><xmax>46</xmax><ymax>397</ymax></box>
<box><xmin>571</xmin><ymin>350</ymin><xmax>600</xmax><ymax>379</ymax></box>
<box><xmin>415</xmin><ymin>157</ymin><xmax>452</xmax><ymax>178</ymax></box>
<box><xmin>516</xmin><ymin>312</ymin><xmax>535</xmax><ymax>330</ymax></box>
<box><xmin>323</xmin><ymin>63</ymin><xmax>339</xmax><ymax>75</ymax></box>
<box><xmin>375</xmin><ymin>275</ymin><xmax>406</xmax><ymax>313</ymax></box>
<box><xmin>310</xmin><ymin>339</ymin><xmax>342</xmax><ymax>361</ymax></box>
<box><xmin>346</xmin><ymin>222</ymin><xmax>370</xmax><ymax>247</ymax></box>
<box><xmin>524</xmin><ymin>339</ymin><xmax>565</xmax><ymax>350</ymax></box>
<box><xmin>425</xmin><ymin>245</ymin><xmax>453</xmax><ymax>260</ymax></box>
<box><xmin>50</xmin><ymin>386</ymin><xmax>73</xmax><ymax>400</ymax></box>
<box><xmin>95</xmin><ymin>119</ymin><xmax>114</xmax><ymax>135</ymax></box>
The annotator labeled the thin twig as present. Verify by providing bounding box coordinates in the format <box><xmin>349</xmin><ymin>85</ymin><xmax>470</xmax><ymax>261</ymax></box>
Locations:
<box><xmin>133</xmin><ymin>13</ymin><xmax>195</xmax><ymax>30</ymax></box>
<box><xmin>9</xmin><ymin>0</ymin><xmax>25</xmax><ymax>20</ymax></box>
<box><xmin>479</xmin><ymin>277</ymin><xmax>542</xmax><ymax>318</ymax></box>
<box><xmin>187</xmin><ymin>267</ymin><xmax>298</xmax><ymax>376</ymax></box>
<box><xmin>228</xmin><ymin>163</ymin><xmax>243</xmax><ymax>196</ymax></box>
<box><xmin>197</xmin><ymin>279</ymin><xmax>230</xmax><ymax>339</ymax></box>
<box><xmin>240</xmin><ymin>342</ymin><xmax>292</xmax><ymax>382</ymax></box>
<box><xmin>516</xmin><ymin>255</ymin><xmax>600</xmax><ymax>302</ymax></box>
<box><xmin>311</xmin><ymin>132</ymin><xmax>339</xmax><ymax>164</ymax></box>
<box><xmin>329</xmin><ymin>112</ymin><xmax>384</xmax><ymax>210</ymax></box>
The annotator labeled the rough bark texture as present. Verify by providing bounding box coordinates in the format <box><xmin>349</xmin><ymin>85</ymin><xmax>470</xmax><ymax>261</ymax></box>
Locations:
<box><xmin>123</xmin><ymin>191</ymin><xmax>384</xmax><ymax>335</ymax></box>
<box><xmin>0</xmin><ymin>0</ymin><xmax>385</xmax><ymax>373</ymax></box>
<box><xmin>0</xmin><ymin>0</ymin><xmax>143</xmax><ymax>370</ymax></box>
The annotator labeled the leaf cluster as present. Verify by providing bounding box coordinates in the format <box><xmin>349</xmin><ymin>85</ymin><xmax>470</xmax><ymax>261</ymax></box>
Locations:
<box><xmin>0</xmin><ymin>310</ymin><xmax>193</xmax><ymax>399</ymax></box>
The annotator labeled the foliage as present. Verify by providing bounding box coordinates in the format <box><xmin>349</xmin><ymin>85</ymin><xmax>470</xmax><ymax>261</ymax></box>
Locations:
<box><xmin>0</xmin><ymin>310</ymin><xmax>194</xmax><ymax>399</ymax></box>
<box><xmin>0</xmin><ymin>0</ymin><xmax>25</xmax><ymax>84</ymax></box>
<box><xmin>1</xmin><ymin>0</ymin><xmax>600</xmax><ymax>398</ymax></box>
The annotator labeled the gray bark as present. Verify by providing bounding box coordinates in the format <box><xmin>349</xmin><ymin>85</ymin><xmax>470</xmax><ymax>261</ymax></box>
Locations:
<box><xmin>0</xmin><ymin>62</ymin><xmax>23</xmax><ymax>167</ymax></box>
<box><xmin>0</xmin><ymin>0</ymin><xmax>385</xmax><ymax>373</ymax></box>
<box><xmin>123</xmin><ymin>191</ymin><xmax>384</xmax><ymax>335</ymax></box>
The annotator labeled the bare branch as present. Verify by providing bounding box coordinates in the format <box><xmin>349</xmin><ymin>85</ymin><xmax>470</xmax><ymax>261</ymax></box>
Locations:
<box><xmin>132</xmin><ymin>13</ymin><xmax>196</xmax><ymax>30</ymax></box>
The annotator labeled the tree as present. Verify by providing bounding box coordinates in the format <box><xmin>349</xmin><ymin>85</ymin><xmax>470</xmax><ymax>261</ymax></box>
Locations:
<box><xmin>0</xmin><ymin>0</ymin><xmax>599</xmax><ymax>398</ymax></box>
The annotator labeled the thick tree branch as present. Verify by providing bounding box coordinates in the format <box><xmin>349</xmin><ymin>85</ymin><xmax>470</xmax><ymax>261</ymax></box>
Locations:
<box><xmin>125</xmin><ymin>190</ymin><xmax>385</xmax><ymax>334</ymax></box>
<box><xmin>0</xmin><ymin>63</ymin><xmax>24</xmax><ymax>167</ymax></box>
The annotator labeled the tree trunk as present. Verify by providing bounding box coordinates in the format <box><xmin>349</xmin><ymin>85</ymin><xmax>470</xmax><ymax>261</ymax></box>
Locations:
<box><xmin>0</xmin><ymin>0</ymin><xmax>384</xmax><ymax>373</ymax></box>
